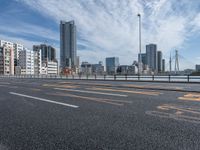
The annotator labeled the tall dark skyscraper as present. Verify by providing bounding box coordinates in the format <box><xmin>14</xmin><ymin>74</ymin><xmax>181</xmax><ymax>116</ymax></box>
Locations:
<box><xmin>157</xmin><ymin>51</ymin><xmax>162</xmax><ymax>73</ymax></box>
<box><xmin>162</xmin><ymin>59</ymin><xmax>165</xmax><ymax>72</ymax></box>
<box><xmin>60</xmin><ymin>20</ymin><xmax>77</xmax><ymax>70</ymax></box>
<box><xmin>146</xmin><ymin>44</ymin><xmax>157</xmax><ymax>72</ymax></box>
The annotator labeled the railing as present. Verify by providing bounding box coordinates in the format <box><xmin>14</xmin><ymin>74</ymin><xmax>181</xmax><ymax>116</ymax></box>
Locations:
<box><xmin>0</xmin><ymin>74</ymin><xmax>200</xmax><ymax>83</ymax></box>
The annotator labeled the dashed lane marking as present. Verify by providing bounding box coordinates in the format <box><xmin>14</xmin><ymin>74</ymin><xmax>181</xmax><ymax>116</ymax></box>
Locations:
<box><xmin>54</xmin><ymin>88</ymin><xmax>128</xmax><ymax>97</ymax></box>
<box><xmin>43</xmin><ymin>84</ymin><xmax>78</xmax><ymax>89</ymax></box>
<box><xmin>0</xmin><ymin>82</ymin><xmax>11</xmax><ymax>85</ymax></box>
<box><xmin>178</xmin><ymin>93</ymin><xmax>200</xmax><ymax>101</ymax></box>
<box><xmin>9</xmin><ymin>92</ymin><xmax>79</xmax><ymax>108</ymax></box>
<box><xmin>47</xmin><ymin>92</ymin><xmax>132</xmax><ymax>106</ymax></box>
<box><xmin>59</xmin><ymin>81</ymin><xmax>111</xmax><ymax>86</ymax></box>
<box><xmin>123</xmin><ymin>84</ymin><xmax>183</xmax><ymax>90</ymax></box>
<box><xmin>87</xmin><ymin>87</ymin><xmax>161</xmax><ymax>96</ymax></box>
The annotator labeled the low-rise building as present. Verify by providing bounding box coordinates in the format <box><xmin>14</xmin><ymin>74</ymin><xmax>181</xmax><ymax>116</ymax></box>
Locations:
<box><xmin>92</xmin><ymin>61</ymin><xmax>104</xmax><ymax>75</ymax></box>
<box><xmin>46</xmin><ymin>61</ymin><xmax>58</xmax><ymax>75</ymax></box>
<box><xmin>81</xmin><ymin>62</ymin><xmax>92</xmax><ymax>75</ymax></box>
<box><xmin>117</xmin><ymin>65</ymin><xmax>135</xmax><ymax>75</ymax></box>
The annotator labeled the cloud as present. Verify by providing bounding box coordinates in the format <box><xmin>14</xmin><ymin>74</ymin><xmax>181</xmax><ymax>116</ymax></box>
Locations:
<box><xmin>14</xmin><ymin>0</ymin><xmax>200</xmax><ymax>68</ymax></box>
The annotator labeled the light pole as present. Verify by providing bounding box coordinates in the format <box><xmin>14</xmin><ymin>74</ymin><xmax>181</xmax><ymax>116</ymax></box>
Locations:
<box><xmin>138</xmin><ymin>13</ymin><xmax>142</xmax><ymax>75</ymax></box>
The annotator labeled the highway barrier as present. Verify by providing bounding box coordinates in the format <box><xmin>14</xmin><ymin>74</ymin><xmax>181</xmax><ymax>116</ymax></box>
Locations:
<box><xmin>0</xmin><ymin>75</ymin><xmax>200</xmax><ymax>83</ymax></box>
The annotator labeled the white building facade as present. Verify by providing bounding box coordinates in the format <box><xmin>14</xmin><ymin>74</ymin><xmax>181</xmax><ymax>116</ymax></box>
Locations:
<box><xmin>18</xmin><ymin>49</ymin><xmax>34</xmax><ymax>75</ymax></box>
<box><xmin>0</xmin><ymin>46</ymin><xmax>14</xmax><ymax>75</ymax></box>
<box><xmin>14</xmin><ymin>43</ymin><xmax>23</xmax><ymax>66</ymax></box>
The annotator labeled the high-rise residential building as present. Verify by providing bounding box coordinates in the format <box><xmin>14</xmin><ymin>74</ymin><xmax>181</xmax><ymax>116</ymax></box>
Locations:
<box><xmin>0</xmin><ymin>40</ymin><xmax>14</xmax><ymax>48</ymax></box>
<box><xmin>33</xmin><ymin>44</ymin><xmax>58</xmax><ymax>75</ymax></box>
<box><xmin>146</xmin><ymin>44</ymin><xmax>157</xmax><ymax>73</ymax></box>
<box><xmin>33</xmin><ymin>49</ymin><xmax>42</xmax><ymax>75</ymax></box>
<box><xmin>33</xmin><ymin>44</ymin><xmax>56</xmax><ymax>62</ymax></box>
<box><xmin>162</xmin><ymin>59</ymin><xmax>165</xmax><ymax>73</ymax></box>
<box><xmin>157</xmin><ymin>51</ymin><xmax>162</xmax><ymax>73</ymax></box>
<box><xmin>14</xmin><ymin>43</ymin><xmax>23</xmax><ymax>66</ymax></box>
<box><xmin>60</xmin><ymin>20</ymin><xmax>77</xmax><ymax>71</ymax></box>
<box><xmin>0</xmin><ymin>46</ymin><xmax>14</xmax><ymax>75</ymax></box>
<box><xmin>196</xmin><ymin>65</ymin><xmax>200</xmax><ymax>72</ymax></box>
<box><xmin>18</xmin><ymin>49</ymin><xmax>34</xmax><ymax>75</ymax></box>
<box><xmin>0</xmin><ymin>40</ymin><xmax>24</xmax><ymax>69</ymax></box>
<box><xmin>106</xmin><ymin>57</ymin><xmax>120</xmax><ymax>75</ymax></box>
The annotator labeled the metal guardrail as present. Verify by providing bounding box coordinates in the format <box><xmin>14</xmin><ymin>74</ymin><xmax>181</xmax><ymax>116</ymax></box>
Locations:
<box><xmin>0</xmin><ymin>75</ymin><xmax>200</xmax><ymax>83</ymax></box>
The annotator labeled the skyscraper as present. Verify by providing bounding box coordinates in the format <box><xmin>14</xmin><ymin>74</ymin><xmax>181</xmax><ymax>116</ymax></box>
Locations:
<box><xmin>157</xmin><ymin>51</ymin><xmax>162</xmax><ymax>73</ymax></box>
<box><xmin>106</xmin><ymin>57</ymin><xmax>119</xmax><ymax>75</ymax></box>
<box><xmin>60</xmin><ymin>20</ymin><xmax>77</xmax><ymax>70</ymax></box>
<box><xmin>146</xmin><ymin>44</ymin><xmax>157</xmax><ymax>72</ymax></box>
<box><xmin>162</xmin><ymin>59</ymin><xmax>165</xmax><ymax>73</ymax></box>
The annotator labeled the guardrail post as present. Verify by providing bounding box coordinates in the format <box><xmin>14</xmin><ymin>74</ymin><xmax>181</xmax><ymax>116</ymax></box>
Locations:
<box><xmin>95</xmin><ymin>74</ymin><xmax>97</xmax><ymax>80</ymax></box>
<box><xmin>152</xmin><ymin>75</ymin><xmax>154</xmax><ymax>81</ymax></box>
<box><xmin>138</xmin><ymin>74</ymin><xmax>140</xmax><ymax>81</ymax></box>
<box><xmin>72</xmin><ymin>75</ymin><xmax>74</xmax><ymax>79</ymax></box>
<box><xmin>125</xmin><ymin>74</ymin><xmax>127</xmax><ymax>80</ymax></box>
<box><xmin>187</xmin><ymin>75</ymin><xmax>190</xmax><ymax>82</ymax></box>
<box><xmin>104</xmin><ymin>75</ymin><xmax>106</xmax><ymax>80</ymax></box>
<box><xmin>114</xmin><ymin>74</ymin><xmax>116</xmax><ymax>80</ymax></box>
<box><xmin>168</xmin><ymin>75</ymin><xmax>171</xmax><ymax>82</ymax></box>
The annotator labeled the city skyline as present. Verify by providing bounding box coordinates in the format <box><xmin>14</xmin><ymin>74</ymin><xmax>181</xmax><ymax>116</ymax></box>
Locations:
<box><xmin>0</xmin><ymin>0</ymin><xmax>200</xmax><ymax>70</ymax></box>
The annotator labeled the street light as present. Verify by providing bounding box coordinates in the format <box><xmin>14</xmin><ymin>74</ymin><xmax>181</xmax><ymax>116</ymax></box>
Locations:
<box><xmin>137</xmin><ymin>13</ymin><xmax>142</xmax><ymax>75</ymax></box>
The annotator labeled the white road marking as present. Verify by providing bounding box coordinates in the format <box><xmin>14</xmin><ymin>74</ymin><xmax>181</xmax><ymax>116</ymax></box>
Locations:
<box><xmin>0</xmin><ymin>82</ymin><xmax>10</xmax><ymax>85</ymax></box>
<box><xmin>54</xmin><ymin>88</ymin><xmax>128</xmax><ymax>97</ymax></box>
<box><xmin>9</xmin><ymin>92</ymin><xmax>79</xmax><ymax>108</ymax></box>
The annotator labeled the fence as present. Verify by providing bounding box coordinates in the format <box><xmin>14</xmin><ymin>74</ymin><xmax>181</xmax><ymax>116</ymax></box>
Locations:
<box><xmin>0</xmin><ymin>75</ymin><xmax>200</xmax><ymax>83</ymax></box>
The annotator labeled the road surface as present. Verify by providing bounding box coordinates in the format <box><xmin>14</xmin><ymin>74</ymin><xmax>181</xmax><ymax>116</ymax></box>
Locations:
<box><xmin>0</xmin><ymin>78</ymin><xmax>200</xmax><ymax>150</ymax></box>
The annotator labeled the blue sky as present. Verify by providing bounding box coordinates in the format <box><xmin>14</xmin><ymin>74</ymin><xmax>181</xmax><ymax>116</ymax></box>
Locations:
<box><xmin>0</xmin><ymin>0</ymin><xmax>200</xmax><ymax>70</ymax></box>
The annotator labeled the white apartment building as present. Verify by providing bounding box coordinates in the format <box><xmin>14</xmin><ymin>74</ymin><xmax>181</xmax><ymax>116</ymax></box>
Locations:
<box><xmin>18</xmin><ymin>49</ymin><xmax>34</xmax><ymax>75</ymax></box>
<box><xmin>0</xmin><ymin>46</ymin><xmax>14</xmax><ymax>75</ymax></box>
<box><xmin>40</xmin><ymin>61</ymin><xmax>58</xmax><ymax>75</ymax></box>
<box><xmin>33</xmin><ymin>49</ymin><xmax>42</xmax><ymax>75</ymax></box>
<box><xmin>0</xmin><ymin>40</ymin><xmax>14</xmax><ymax>48</ymax></box>
<box><xmin>14</xmin><ymin>43</ymin><xmax>23</xmax><ymax>65</ymax></box>
<box><xmin>47</xmin><ymin>61</ymin><xmax>58</xmax><ymax>75</ymax></box>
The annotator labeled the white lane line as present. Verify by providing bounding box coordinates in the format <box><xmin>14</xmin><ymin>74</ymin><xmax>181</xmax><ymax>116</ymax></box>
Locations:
<box><xmin>0</xmin><ymin>82</ymin><xmax>10</xmax><ymax>85</ymax></box>
<box><xmin>54</xmin><ymin>88</ymin><xmax>128</xmax><ymax>97</ymax></box>
<box><xmin>9</xmin><ymin>92</ymin><xmax>79</xmax><ymax>108</ymax></box>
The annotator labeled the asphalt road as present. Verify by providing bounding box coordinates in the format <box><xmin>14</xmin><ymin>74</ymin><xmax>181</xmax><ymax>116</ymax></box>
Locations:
<box><xmin>0</xmin><ymin>78</ymin><xmax>200</xmax><ymax>150</ymax></box>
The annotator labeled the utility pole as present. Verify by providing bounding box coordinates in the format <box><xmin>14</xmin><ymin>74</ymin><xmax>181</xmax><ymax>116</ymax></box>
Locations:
<box><xmin>137</xmin><ymin>13</ymin><xmax>142</xmax><ymax>75</ymax></box>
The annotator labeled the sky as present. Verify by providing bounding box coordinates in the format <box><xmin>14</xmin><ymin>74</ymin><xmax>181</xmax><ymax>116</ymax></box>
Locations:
<box><xmin>0</xmin><ymin>0</ymin><xmax>200</xmax><ymax>70</ymax></box>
